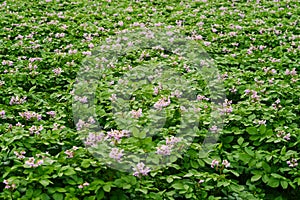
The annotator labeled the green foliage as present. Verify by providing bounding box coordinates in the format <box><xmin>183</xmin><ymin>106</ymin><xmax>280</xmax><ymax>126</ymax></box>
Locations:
<box><xmin>0</xmin><ymin>0</ymin><xmax>300</xmax><ymax>199</ymax></box>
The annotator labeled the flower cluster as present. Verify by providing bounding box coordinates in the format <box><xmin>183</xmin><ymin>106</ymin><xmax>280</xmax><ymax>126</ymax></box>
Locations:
<box><xmin>171</xmin><ymin>90</ymin><xmax>182</xmax><ymax>98</ymax></box>
<box><xmin>14</xmin><ymin>150</ymin><xmax>26</xmax><ymax>159</ymax></box>
<box><xmin>84</xmin><ymin>132</ymin><xmax>105</xmax><ymax>147</ymax></box>
<box><xmin>211</xmin><ymin>159</ymin><xmax>230</xmax><ymax>168</ymax></box>
<box><xmin>196</xmin><ymin>95</ymin><xmax>209</xmax><ymax>101</ymax></box>
<box><xmin>153</xmin><ymin>83</ymin><xmax>163</xmax><ymax>95</ymax></box>
<box><xmin>29</xmin><ymin>125</ymin><xmax>43</xmax><ymax>135</ymax></box>
<box><xmin>64</xmin><ymin>146</ymin><xmax>79</xmax><ymax>158</ymax></box>
<box><xmin>109</xmin><ymin>147</ymin><xmax>124</xmax><ymax>162</ymax></box>
<box><xmin>276</xmin><ymin>130</ymin><xmax>290</xmax><ymax>141</ymax></box>
<box><xmin>133</xmin><ymin>162</ymin><xmax>151</xmax><ymax>177</ymax></box>
<box><xmin>10</xmin><ymin>96</ymin><xmax>27</xmax><ymax>105</ymax></box>
<box><xmin>156</xmin><ymin>145</ymin><xmax>172</xmax><ymax>155</ymax></box>
<box><xmin>52</xmin><ymin>67</ymin><xmax>63</xmax><ymax>75</ymax></box>
<box><xmin>46</xmin><ymin>111</ymin><xmax>56</xmax><ymax>117</ymax></box>
<box><xmin>255</xmin><ymin>119</ymin><xmax>266</xmax><ymax>125</ymax></box>
<box><xmin>272</xmin><ymin>99</ymin><xmax>282</xmax><ymax>109</ymax></box>
<box><xmin>130</xmin><ymin>108</ymin><xmax>142</xmax><ymax>118</ymax></box>
<box><xmin>107</xmin><ymin>129</ymin><xmax>130</xmax><ymax>142</ymax></box>
<box><xmin>16</xmin><ymin>122</ymin><xmax>24</xmax><ymax>127</ymax></box>
<box><xmin>209</xmin><ymin>125</ymin><xmax>219</xmax><ymax>133</ymax></box>
<box><xmin>52</xmin><ymin>123</ymin><xmax>65</xmax><ymax>130</ymax></box>
<box><xmin>74</xmin><ymin>96</ymin><xmax>88</xmax><ymax>103</ymax></box>
<box><xmin>244</xmin><ymin>89</ymin><xmax>260</xmax><ymax>101</ymax></box>
<box><xmin>76</xmin><ymin>119</ymin><xmax>89</xmax><ymax>131</ymax></box>
<box><xmin>166</xmin><ymin>136</ymin><xmax>181</xmax><ymax>145</ymax></box>
<box><xmin>263</xmin><ymin>67</ymin><xmax>277</xmax><ymax>74</ymax></box>
<box><xmin>285</xmin><ymin>68</ymin><xmax>297</xmax><ymax>76</ymax></box>
<box><xmin>0</xmin><ymin>110</ymin><xmax>5</xmax><ymax>119</ymax></box>
<box><xmin>211</xmin><ymin>159</ymin><xmax>219</xmax><ymax>168</ymax></box>
<box><xmin>109</xmin><ymin>94</ymin><xmax>117</xmax><ymax>102</ymax></box>
<box><xmin>78</xmin><ymin>182</ymin><xmax>89</xmax><ymax>189</ymax></box>
<box><xmin>154</xmin><ymin>96</ymin><xmax>171</xmax><ymax>110</ymax></box>
<box><xmin>19</xmin><ymin>111</ymin><xmax>42</xmax><ymax>121</ymax></box>
<box><xmin>25</xmin><ymin>157</ymin><xmax>44</xmax><ymax>168</ymax></box>
<box><xmin>218</xmin><ymin>99</ymin><xmax>233</xmax><ymax>114</ymax></box>
<box><xmin>287</xmin><ymin>158</ymin><xmax>298</xmax><ymax>168</ymax></box>
<box><xmin>3</xmin><ymin>180</ymin><xmax>16</xmax><ymax>190</ymax></box>
<box><xmin>156</xmin><ymin>136</ymin><xmax>181</xmax><ymax>156</ymax></box>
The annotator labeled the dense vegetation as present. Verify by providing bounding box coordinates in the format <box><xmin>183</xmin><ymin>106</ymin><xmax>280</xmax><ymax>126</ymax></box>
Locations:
<box><xmin>0</xmin><ymin>0</ymin><xmax>299</xmax><ymax>199</ymax></box>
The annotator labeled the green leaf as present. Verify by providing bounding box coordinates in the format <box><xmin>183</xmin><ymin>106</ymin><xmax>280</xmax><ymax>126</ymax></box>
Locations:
<box><xmin>251</xmin><ymin>174</ymin><xmax>262</xmax><ymax>182</ymax></box>
<box><xmin>244</xmin><ymin>147</ymin><xmax>254</xmax><ymax>157</ymax></box>
<box><xmin>259</xmin><ymin>125</ymin><xmax>266</xmax><ymax>134</ymax></box>
<box><xmin>131</xmin><ymin>127</ymin><xmax>146</xmax><ymax>139</ymax></box>
<box><xmin>167</xmin><ymin>177</ymin><xmax>174</xmax><ymax>183</ymax></box>
<box><xmin>237</xmin><ymin>137</ymin><xmax>244</xmax><ymax>145</ymax></box>
<box><xmin>229</xmin><ymin>184</ymin><xmax>244</xmax><ymax>192</ymax></box>
<box><xmin>25</xmin><ymin>188</ymin><xmax>34</xmax><ymax>198</ymax></box>
<box><xmin>40</xmin><ymin>194</ymin><xmax>51</xmax><ymax>200</ymax></box>
<box><xmin>223</xmin><ymin>136</ymin><xmax>234</xmax><ymax>143</ymax></box>
<box><xmin>52</xmin><ymin>193</ymin><xmax>64</xmax><ymax>200</ymax></box>
<box><xmin>172</xmin><ymin>182</ymin><xmax>184</xmax><ymax>190</ymax></box>
<box><xmin>103</xmin><ymin>184</ymin><xmax>111</xmax><ymax>192</ymax></box>
<box><xmin>246</xmin><ymin>127</ymin><xmax>257</xmax><ymax>135</ymax></box>
<box><xmin>56</xmin><ymin>188</ymin><xmax>67</xmax><ymax>192</ymax></box>
<box><xmin>96</xmin><ymin>189</ymin><xmax>105</xmax><ymax>199</ymax></box>
<box><xmin>39</xmin><ymin>179</ymin><xmax>51</xmax><ymax>187</ymax></box>
<box><xmin>239</xmin><ymin>153</ymin><xmax>252</xmax><ymax>163</ymax></box>
<box><xmin>271</xmin><ymin>173</ymin><xmax>285</xmax><ymax>179</ymax></box>
<box><xmin>268</xmin><ymin>177</ymin><xmax>280</xmax><ymax>188</ymax></box>
<box><xmin>64</xmin><ymin>168</ymin><xmax>76</xmax><ymax>176</ymax></box>
<box><xmin>280</xmin><ymin>146</ymin><xmax>286</xmax><ymax>155</ymax></box>
<box><xmin>136</xmin><ymin>188</ymin><xmax>148</xmax><ymax>194</ymax></box>
<box><xmin>281</xmin><ymin>180</ymin><xmax>288</xmax><ymax>189</ymax></box>
<box><xmin>81</xmin><ymin>159</ymin><xmax>91</xmax><ymax>168</ymax></box>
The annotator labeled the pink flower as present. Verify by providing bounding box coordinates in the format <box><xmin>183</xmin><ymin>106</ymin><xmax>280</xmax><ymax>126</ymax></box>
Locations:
<box><xmin>171</xmin><ymin>90</ymin><xmax>182</xmax><ymax>98</ymax></box>
<box><xmin>244</xmin><ymin>89</ymin><xmax>251</xmax><ymax>94</ymax></box>
<box><xmin>16</xmin><ymin>122</ymin><xmax>24</xmax><ymax>127</ymax></box>
<box><xmin>156</xmin><ymin>145</ymin><xmax>172</xmax><ymax>156</ymax></box>
<box><xmin>109</xmin><ymin>94</ymin><xmax>117</xmax><ymax>102</ymax></box>
<box><xmin>88</xmin><ymin>43</ymin><xmax>94</xmax><ymax>48</ymax></box>
<box><xmin>154</xmin><ymin>96</ymin><xmax>170</xmax><ymax>110</ymax></box>
<box><xmin>83</xmin><ymin>182</ymin><xmax>89</xmax><ymax>186</ymax></box>
<box><xmin>52</xmin><ymin>68</ymin><xmax>63</xmax><ymax>75</ymax></box>
<box><xmin>257</xmin><ymin>120</ymin><xmax>266</xmax><ymax>125</ymax></box>
<box><xmin>287</xmin><ymin>158</ymin><xmax>298</xmax><ymax>167</ymax></box>
<box><xmin>130</xmin><ymin>108</ymin><xmax>142</xmax><ymax>118</ymax></box>
<box><xmin>133</xmin><ymin>162</ymin><xmax>151</xmax><ymax>177</ymax></box>
<box><xmin>0</xmin><ymin>110</ymin><xmax>5</xmax><ymax>118</ymax></box>
<box><xmin>84</xmin><ymin>132</ymin><xmax>105</xmax><ymax>146</ymax></box>
<box><xmin>65</xmin><ymin>150</ymin><xmax>74</xmax><ymax>158</ymax></box>
<box><xmin>109</xmin><ymin>148</ymin><xmax>124</xmax><ymax>161</ymax></box>
<box><xmin>210</xmin><ymin>125</ymin><xmax>219</xmax><ymax>133</ymax></box>
<box><xmin>283</xmin><ymin>133</ymin><xmax>291</xmax><ymax>141</ymax></box>
<box><xmin>107</xmin><ymin>129</ymin><xmax>130</xmax><ymax>142</ymax></box>
<box><xmin>78</xmin><ymin>185</ymin><xmax>83</xmax><ymax>189</ymax></box>
<box><xmin>10</xmin><ymin>96</ymin><xmax>27</xmax><ymax>105</ymax></box>
<box><xmin>211</xmin><ymin>159</ymin><xmax>219</xmax><ymax>168</ymax></box>
<box><xmin>166</xmin><ymin>136</ymin><xmax>181</xmax><ymax>146</ymax></box>
<box><xmin>29</xmin><ymin>125</ymin><xmax>43</xmax><ymax>135</ymax></box>
<box><xmin>203</xmin><ymin>41</ymin><xmax>211</xmax><ymax>46</ymax></box>
<box><xmin>46</xmin><ymin>111</ymin><xmax>56</xmax><ymax>117</ymax></box>
<box><xmin>153</xmin><ymin>87</ymin><xmax>159</xmax><ymax>95</ymax></box>
<box><xmin>222</xmin><ymin>160</ymin><xmax>230</xmax><ymax>168</ymax></box>
<box><xmin>82</xmin><ymin>51</ymin><xmax>92</xmax><ymax>56</ymax></box>
<box><xmin>198</xmin><ymin>179</ymin><xmax>205</xmax><ymax>184</ymax></box>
